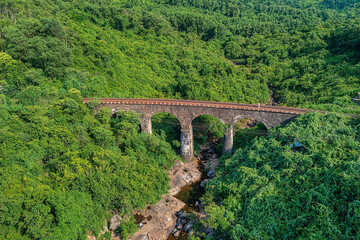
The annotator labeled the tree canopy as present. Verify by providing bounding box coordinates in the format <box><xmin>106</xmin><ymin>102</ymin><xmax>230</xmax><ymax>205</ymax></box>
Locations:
<box><xmin>201</xmin><ymin>113</ymin><xmax>360</xmax><ymax>239</ymax></box>
<box><xmin>0</xmin><ymin>0</ymin><xmax>360</xmax><ymax>239</ymax></box>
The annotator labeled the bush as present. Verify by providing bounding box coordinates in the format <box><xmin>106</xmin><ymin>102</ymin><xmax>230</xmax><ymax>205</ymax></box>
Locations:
<box><xmin>202</xmin><ymin>113</ymin><xmax>360</xmax><ymax>239</ymax></box>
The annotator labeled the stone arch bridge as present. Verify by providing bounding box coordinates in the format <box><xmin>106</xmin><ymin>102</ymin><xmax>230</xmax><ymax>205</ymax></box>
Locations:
<box><xmin>83</xmin><ymin>98</ymin><xmax>310</xmax><ymax>160</ymax></box>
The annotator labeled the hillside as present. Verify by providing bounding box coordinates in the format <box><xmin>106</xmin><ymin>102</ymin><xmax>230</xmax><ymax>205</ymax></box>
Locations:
<box><xmin>199</xmin><ymin>113</ymin><xmax>360</xmax><ymax>239</ymax></box>
<box><xmin>0</xmin><ymin>0</ymin><xmax>360</xmax><ymax>239</ymax></box>
<box><xmin>1</xmin><ymin>0</ymin><xmax>360</xmax><ymax>107</ymax></box>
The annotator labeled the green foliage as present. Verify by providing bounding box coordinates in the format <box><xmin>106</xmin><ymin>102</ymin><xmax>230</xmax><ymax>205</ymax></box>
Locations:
<box><xmin>233</xmin><ymin>120</ymin><xmax>268</xmax><ymax>150</ymax></box>
<box><xmin>202</xmin><ymin>113</ymin><xmax>360</xmax><ymax>239</ymax></box>
<box><xmin>1</xmin><ymin>0</ymin><xmax>360</xmax><ymax>109</ymax></box>
<box><xmin>0</xmin><ymin>88</ymin><xmax>179</xmax><ymax>239</ymax></box>
<box><xmin>2</xmin><ymin>18</ymin><xmax>71</xmax><ymax>78</ymax></box>
<box><xmin>193</xmin><ymin>115</ymin><xmax>224</xmax><ymax>154</ymax></box>
<box><xmin>152</xmin><ymin>112</ymin><xmax>181</xmax><ymax>152</ymax></box>
<box><xmin>117</xmin><ymin>218</ymin><xmax>138</xmax><ymax>240</ymax></box>
<box><xmin>1</xmin><ymin>0</ymin><xmax>360</xmax><ymax>239</ymax></box>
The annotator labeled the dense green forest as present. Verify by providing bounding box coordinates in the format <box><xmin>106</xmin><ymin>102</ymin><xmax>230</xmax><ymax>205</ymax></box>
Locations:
<box><xmin>0</xmin><ymin>0</ymin><xmax>360</xmax><ymax>239</ymax></box>
<box><xmin>199</xmin><ymin>113</ymin><xmax>360</xmax><ymax>239</ymax></box>
<box><xmin>1</xmin><ymin>0</ymin><xmax>360</xmax><ymax>108</ymax></box>
<box><xmin>0</xmin><ymin>89</ymin><xmax>179</xmax><ymax>239</ymax></box>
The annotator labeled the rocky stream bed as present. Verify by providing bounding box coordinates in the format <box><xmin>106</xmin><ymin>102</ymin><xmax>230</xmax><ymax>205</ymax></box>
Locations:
<box><xmin>89</xmin><ymin>142</ymin><xmax>218</xmax><ymax>240</ymax></box>
<box><xmin>130</xmin><ymin>141</ymin><xmax>219</xmax><ymax>240</ymax></box>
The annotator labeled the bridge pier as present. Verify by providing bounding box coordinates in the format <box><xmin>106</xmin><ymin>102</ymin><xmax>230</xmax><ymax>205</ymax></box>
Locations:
<box><xmin>180</xmin><ymin>126</ymin><xmax>193</xmax><ymax>161</ymax></box>
<box><xmin>223</xmin><ymin>123</ymin><xmax>233</xmax><ymax>155</ymax></box>
<box><xmin>140</xmin><ymin>114</ymin><xmax>152</xmax><ymax>134</ymax></box>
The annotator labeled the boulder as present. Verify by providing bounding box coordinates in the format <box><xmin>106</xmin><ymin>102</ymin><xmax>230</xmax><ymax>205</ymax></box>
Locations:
<box><xmin>168</xmin><ymin>161</ymin><xmax>201</xmax><ymax>196</ymax></box>
<box><xmin>200</xmin><ymin>179</ymin><xmax>210</xmax><ymax>188</ymax></box>
<box><xmin>130</xmin><ymin>195</ymin><xmax>185</xmax><ymax>240</ymax></box>
<box><xmin>180</xmin><ymin>219</ymin><xmax>187</xmax><ymax>225</ymax></box>
<box><xmin>176</xmin><ymin>210</ymin><xmax>183</xmax><ymax>217</ymax></box>
<box><xmin>147</xmin><ymin>229</ymin><xmax>169</xmax><ymax>240</ymax></box>
<box><xmin>183</xmin><ymin>221</ymin><xmax>193</xmax><ymax>232</ymax></box>
<box><xmin>138</xmin><ymin>236</ymin><xmax>149</xmax><ymax>240</ymax></box>
<box><xmin>179</xmin><ymin>212</ymin><xmax>188</xmax><ymax>219</ymax></box>
<box><xmin>177</xmin><ymin>223</ymin><xmax>183</xmax><ymax>230</ymax></box>
<box><xmin>204</xmin><ymin>227</ymin><xmax>214</xmax><ymax>235</ymax></box>
<box><xmin>109</xmin><ymin>215</ymin><xmax>122</xmax><ymax>231</ymax></box>
<box><xmin>174</xmin><ymin>230</ymin><xmax>181</xmax><ymax>238</ymax></box>
<box><xmin>207</xmin><ymin>170</ymin><xmax>216</xmax><ymax>179</ymax></box>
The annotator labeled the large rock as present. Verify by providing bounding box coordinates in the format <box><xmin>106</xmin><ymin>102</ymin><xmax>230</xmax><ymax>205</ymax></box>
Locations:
<box><xmin>168</xmin><ymin>161</ymin><xmax>201</xmax><ymax>196</ymax></box>
<box><xmin>178</xmin><ymin>212</ymin><xmax>188</xmax><ymax>219</ymax></box>
<box><xmin>130</xmin><ymin>195</ymin><xmax>185</xmax><ymax>240</ymax></box>
<box><xmin>200</xmin><ymin>179</ymin><xmax>210</xmax><ymax>188</ymax></box>
<box><xmin>177</xmin><ymin>223</ymin><xmax>183</xmax><ymax>230</ymax></box>
<box><xmin>180</xmin><ymin>219</ymin><xmax>187</xmax><ymax>225</ymax></box>
<box><xmin>183</xmin><ymin>221</ymin><xmax>193</xmax><ymax>232</ymax></box>
<box><xmin>138</xmin><ymin>236</ymin><xmax>149</xmax><ymax>240</ymax></box>
<box><xmin>109</xmin><ymin>215</ymin><xmax>122</xmax><ymax>231</ymax></box>
<box><xmin>207</xmin><ymin>170</ymin><xmax>216</xmax><ymax>179</ymax></box>
<box><xmin>147</xmin><ymin>229</ymin><xmax>170</xmax><ymax>240</ymax></box>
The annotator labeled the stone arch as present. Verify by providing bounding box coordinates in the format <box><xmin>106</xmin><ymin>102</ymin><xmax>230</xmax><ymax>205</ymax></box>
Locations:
<box><xmin>138</xmin><ymin>108</ymin><xmax>182</xmax><ymax>134</ymax></box>
<box><xmin>151</xmin><ymin>112</ymin><xmax>182</xmax><ymax>151</ymax></box>
<box><xmin>110</xmin><ymin>106</ymin><xmax>143</xmax><ymax>116</ymax></box>
<box><xmin>231</xmin><ymin>115</ymin><xmax>269</xmax><ymax>152</ymax></box>
<box><xmin>110</xmin><ymin>109</ymin><xmax>143</xmax><ymax>133</ymax></box>
<box><xmin>233</xmin><ymin>115</ymin><xmax>272</xmax><ymax>130</ymax></box>
<box><xmin>150</xmin><ymin>111</ymin><xmax>182</xmax><ymax>123</ymax></box>
<box><xmin>150</xmin><ymin>111</ymin><xmax>182</xmax><ymax>128</ymax></box>
<box><xmin>191</xmin><ymin>113</ymin><xmax>226</xmax><ymax>126</ymax></box>
<box><xmin>191</xmin><ymin>114</ymin><xmax>226</xmax><ymax>156</ymax></box>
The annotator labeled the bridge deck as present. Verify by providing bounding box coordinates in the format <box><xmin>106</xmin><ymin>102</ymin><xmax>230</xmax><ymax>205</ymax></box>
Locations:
<box><xmin>83</xmin><ymin>98</ymin><xmax>309</xmax><ymax>115</ymax></box>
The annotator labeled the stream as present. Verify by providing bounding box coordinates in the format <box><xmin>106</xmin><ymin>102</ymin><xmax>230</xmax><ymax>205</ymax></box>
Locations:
<box><xmin>126</xmin><ymin>141</ymin><xmax>218</xmax><ymax>240</ymax></box>
<box><xmin>167</xmin><ymin>140</ymin><xmax>219</xmax><ymax>240</ymax></box>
